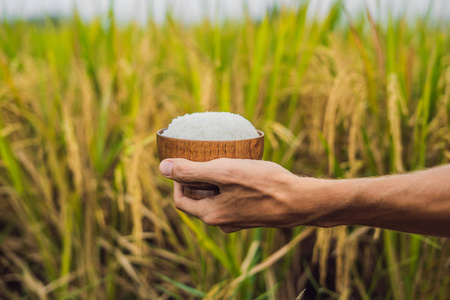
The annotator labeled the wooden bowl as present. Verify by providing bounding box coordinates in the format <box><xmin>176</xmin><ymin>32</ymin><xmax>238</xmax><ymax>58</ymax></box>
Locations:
<box><xmin>157</xmin><ymin>129</ymin><xmax>264</xmax><ymax>199</ymax></box>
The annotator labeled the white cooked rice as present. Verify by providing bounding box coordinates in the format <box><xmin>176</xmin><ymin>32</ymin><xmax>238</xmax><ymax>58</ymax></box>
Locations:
<box><xmin>162</xmin><ymin>112</ymin><xmax>259</xmax><ymax>140</ymax></box>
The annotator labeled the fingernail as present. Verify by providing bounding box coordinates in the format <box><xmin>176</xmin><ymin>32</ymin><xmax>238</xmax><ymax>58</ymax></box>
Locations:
<box><xmin>160</xmin><ymin>160</ymin><xmax>173</xmax><ymax>177</ymax></box>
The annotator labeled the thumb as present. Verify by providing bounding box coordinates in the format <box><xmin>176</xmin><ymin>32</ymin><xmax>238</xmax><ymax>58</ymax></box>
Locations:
<box><xmin>159</xmin><ymin>159</ymin><xmax>174</xmax><ymax>177</ymax></box>
<box><xmin>159</xmin><ymin>158</ymin><xmax>222</xmax><ymax>185</ymax></box>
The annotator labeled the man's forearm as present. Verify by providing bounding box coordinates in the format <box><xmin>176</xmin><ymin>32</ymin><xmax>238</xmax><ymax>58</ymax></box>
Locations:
<box><xmin>312</xmin><ymin>165</ymin><xmax>450</xmax><ymax>236</ymax></box>
<box><xmin>162</xmin><ymin>158</ymin><xmax>449</xmax><ymax>235</ymax></box>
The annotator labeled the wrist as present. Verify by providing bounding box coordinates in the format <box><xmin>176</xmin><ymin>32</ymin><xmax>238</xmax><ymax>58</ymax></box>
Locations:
<box><xmin>314</xmin><ymin>178</ymin><xmax>357</xmax><ymax>227</ymax></box>
<box><xmin>287</xmin><ymin>175</ymin><xmax>357</xmax><ymax>228</ymax></box>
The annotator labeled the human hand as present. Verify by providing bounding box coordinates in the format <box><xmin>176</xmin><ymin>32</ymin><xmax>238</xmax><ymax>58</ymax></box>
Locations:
<box><xmin>159</xmin><ymin>158</ymin><xmax>333</xmax><ymax>233</ymax></box>
<box><xmin>159</xmin><ymin>159</ymin><xmax>450</xmax><ymax>236</ymax></box>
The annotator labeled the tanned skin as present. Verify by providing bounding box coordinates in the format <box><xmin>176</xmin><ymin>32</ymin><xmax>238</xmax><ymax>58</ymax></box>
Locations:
<box><xmin>159</xmin><ymin>158</ymin><xmax>450</xmax><ymax>237</ymax></box>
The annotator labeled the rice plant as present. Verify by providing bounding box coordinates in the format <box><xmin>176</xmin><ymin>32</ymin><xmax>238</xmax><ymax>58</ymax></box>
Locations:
<box><xmin>0</xmin><ymin>1</ymin><xmax>449</xmax><ymax>299</ymax></box>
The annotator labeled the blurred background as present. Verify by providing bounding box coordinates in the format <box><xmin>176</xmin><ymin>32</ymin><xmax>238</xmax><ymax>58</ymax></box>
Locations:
<box><xmin>0</xmin><ymin>0</ymin><xmax>449</xmax><ymax>299</ymax></box>
<box><xmin>2</xmin><ymin>0</ymin><xmax>450</xmax><ymax>23</ymax></box>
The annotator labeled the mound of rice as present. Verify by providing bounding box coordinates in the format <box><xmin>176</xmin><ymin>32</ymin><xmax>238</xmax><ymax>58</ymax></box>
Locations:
<box><xmin>162</xmin><ymin>112</ymin><xmax>259</xmax><ymax>140</ymax></box>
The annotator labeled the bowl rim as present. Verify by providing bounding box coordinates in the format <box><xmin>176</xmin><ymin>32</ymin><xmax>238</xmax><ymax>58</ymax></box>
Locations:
<box><xmin>157</xmin><ymin>128</ymin><xmax>264</xmax><ymax>142</ymax></box>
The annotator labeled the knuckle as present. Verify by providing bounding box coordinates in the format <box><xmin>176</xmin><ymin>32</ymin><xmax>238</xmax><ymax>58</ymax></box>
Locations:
<box><xmin>173</xmin><ymin>197</ymin><xmax>184</xmax><ymax>210</ymax></box>
<box><xmin>215</xmin><ymin>157</ymin><xmax>229</xmax><ymax>164</ymax></box>
<box><xmin>216</xmin><ymin>167</ymin><xmax>240</xmax><ymax>185</ymax></box>
<box><xmin>220</xmin><ymin>226</ymin><xmax>231</xmax><ymax>233</ymax></box>
<box><xmin>203</xmin><ymin>212</ymin><xmax>225</xmax><ymax>227</ymax></box>
<box><xmin>210</xmin><ymin>159</ymin><xmax>237</xmax><ymax>182</ymax></box>
<box><xmin>173</xmin><ymin>163</ymin><xmax>191</xmax><ymax>181</ymax></box>
<box><xmin>220</xmin><ymin>226</ymin><xmax>235</xmax><ymax>233</ymax></box>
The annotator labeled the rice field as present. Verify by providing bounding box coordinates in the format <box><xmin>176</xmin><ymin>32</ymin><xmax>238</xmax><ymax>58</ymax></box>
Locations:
<box><xmin>0</xmin><ymin>2</ymin><xmax>449</xmax><ymax>299</ymax></box>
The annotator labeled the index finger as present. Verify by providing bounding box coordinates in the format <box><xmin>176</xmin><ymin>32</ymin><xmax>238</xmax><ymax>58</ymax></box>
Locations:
<box><xmin>173</xmin><ymin>182</ymin><xmax>216</xmax><ymax>220</ymax></box>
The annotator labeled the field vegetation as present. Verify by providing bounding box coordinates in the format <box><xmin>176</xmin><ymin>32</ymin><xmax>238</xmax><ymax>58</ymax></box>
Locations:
<box><xmin>0</xmin><ymin>1</ymin><xmax>449</xmax><ymax>299</ymax></box>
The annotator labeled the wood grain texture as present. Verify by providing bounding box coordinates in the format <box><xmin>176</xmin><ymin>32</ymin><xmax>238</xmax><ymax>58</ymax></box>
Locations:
<box><xmin>157</xmin><ymin>129</ymin><xmax>264</xmax><ymax>199</ymax></box>
<box><xmin>157</xmin><ymin>129</ymin><xmax>264</xmax><ymax>161</ymax></box>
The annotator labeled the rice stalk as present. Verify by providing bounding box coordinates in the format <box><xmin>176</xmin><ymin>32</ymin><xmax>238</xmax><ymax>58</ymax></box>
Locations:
<box><xmin>1</xmin><ymin>4</ymin><xmax>449</xmax><ymax>299</ymax></box>
<box><xmin>125</xmin><ymin>139</ymin><xmax>144</xmax><ymax>253</ymax></box>
<box><xmin>387</xmin><ymin>73</ymin><xmax>406</xmax><ymax>173</ymax></box>
<box><xmin>335</xmin><ymin>226</ymin><xmax>356</xmax><ymax>297</ymax></box>
<box><xmin>312</xmin><ymin>228</ymin><xmax>332</xmax><ymax>287</ymax></box>
<box><xmin>348</xmin><ymin>101</ymin><xmax>365</xmax><ymax>177</ymax></box>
